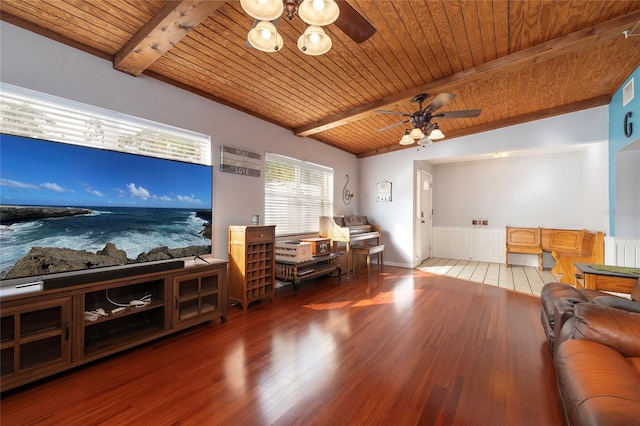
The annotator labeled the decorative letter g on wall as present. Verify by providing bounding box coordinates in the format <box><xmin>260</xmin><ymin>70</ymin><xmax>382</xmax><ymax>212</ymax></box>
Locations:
<box><xmin>624</xmin><ymin>111</ymin><xmax>633</xmax><ymax>138</ymax></box>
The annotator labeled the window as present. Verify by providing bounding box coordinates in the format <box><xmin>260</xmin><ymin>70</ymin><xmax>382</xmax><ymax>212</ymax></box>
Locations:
<box><xmin>0</xmin><ymin>83</ymin><xmax>211</xmax><ymax>165</ymax></box>
<box><xmin>265</xmin><ymin>153</ymin><xmax>333</xmax><ymax>236</ymax></box>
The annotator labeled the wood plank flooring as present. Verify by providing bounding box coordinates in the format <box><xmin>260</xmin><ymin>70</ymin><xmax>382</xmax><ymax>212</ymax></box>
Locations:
<box><xmin>0</xmin><ymin>266</ymin><xmax>563</xmax><ymax>425</ymax></box>
<box><xmin>419</xmin><ymin>258</ymin><xmax>561</xmax><ymax>297</ymax></box>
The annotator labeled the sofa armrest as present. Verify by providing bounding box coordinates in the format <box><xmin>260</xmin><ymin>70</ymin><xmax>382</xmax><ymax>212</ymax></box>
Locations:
<box><xmin>568</xmin><ymin>302</ymin><xmax>640</xmax><ymax>357</ymax></box>
<box><xmin>593</xmin><ymin>295</ymin><xmax>640</xmax><ymax>314</ymax></box>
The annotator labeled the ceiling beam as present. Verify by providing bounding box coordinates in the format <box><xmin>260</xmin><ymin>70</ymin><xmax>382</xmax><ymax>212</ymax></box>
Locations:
<box><xmin>294</xmin><ymin>10</ymin><xmax>640</xmax><ymax>138</ymax></box>
<box><xmin>355</xmin><ymin>95</ymin><xmax>612</xmax><ymax>158</ymax></box>
<box><xmin>114</xmin><ymin>0</ymin><xmax>227</xmax><ymax>76</ymax></box>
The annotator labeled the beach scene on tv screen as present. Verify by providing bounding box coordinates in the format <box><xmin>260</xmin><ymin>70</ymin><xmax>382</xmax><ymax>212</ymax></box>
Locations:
<box><xmin>0</xmin><ymin>134</ymin><xmax>213</xmax><ymax>280</ymax></box>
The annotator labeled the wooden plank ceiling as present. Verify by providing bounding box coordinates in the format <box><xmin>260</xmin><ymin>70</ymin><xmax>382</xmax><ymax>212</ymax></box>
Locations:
<box><xmin>2</xmin><ymin>1</ymin><xmax>639</xmax><ymax>158</ymax></box>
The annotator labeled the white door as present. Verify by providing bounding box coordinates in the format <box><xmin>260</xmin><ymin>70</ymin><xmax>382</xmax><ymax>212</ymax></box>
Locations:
<box><xmin>416</xmin><ymin>169</ymin><xmax>433</xmax><ymax>263</ymax></box>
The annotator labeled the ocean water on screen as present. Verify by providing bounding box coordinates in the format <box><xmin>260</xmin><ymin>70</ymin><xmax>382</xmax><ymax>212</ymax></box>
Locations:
<box><xmin>0</xmin><ymin>206</ymin><xmax>210</xmax><ymax>277</ymax></box>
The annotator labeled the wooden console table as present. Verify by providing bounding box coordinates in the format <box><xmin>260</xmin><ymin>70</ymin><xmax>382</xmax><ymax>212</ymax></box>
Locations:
<box><xmin>574</xmin><ymin>262</ymin><xmax>640</xmax><ymax>294</ymax></box>
<box><xmin>275</xmin><ymin>253</ymin><xmax>341</xmax><ymax>295</ymax></box>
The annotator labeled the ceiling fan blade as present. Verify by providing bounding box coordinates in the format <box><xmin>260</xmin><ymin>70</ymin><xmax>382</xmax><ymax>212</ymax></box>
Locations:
<box><xmin>424</xmin><ymin>93</ymin><xmax>456</xmax><ymax>112</ymax></box>
<box><xmin>435</xmin><ymin>109</ymin><xmax>482</xmax><ymax>119</ymax></box>
<box><xmin>334</xmin><ymin>0</ymin><xmax>376</xmax><ymax>43</ymax></box>
<box><xmin>376</xmin><ymin>120</ymin><xmax>410</xmax><ymax>133</ymax></box>
<box><xmin>375</xmin><ymin>110</ymin><xmax>410</xmax><ymax>116</ymax></box>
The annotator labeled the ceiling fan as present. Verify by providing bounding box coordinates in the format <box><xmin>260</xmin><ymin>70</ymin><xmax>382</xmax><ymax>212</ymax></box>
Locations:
<box><xmin>375</xmin><ymin>93</ymin><xmax>481</xmax><ymax>145</ymax></box>
<box><xmin>242</xmin><ymin>0</ymin><xmax>376</xmax><ymax>55</ymax></box>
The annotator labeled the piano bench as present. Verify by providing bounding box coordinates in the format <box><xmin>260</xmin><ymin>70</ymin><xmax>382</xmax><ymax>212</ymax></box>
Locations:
<box><xmin>351</xmin><ymin>244</ymin><xmax>385</xmax><ymax>279</ymax></box>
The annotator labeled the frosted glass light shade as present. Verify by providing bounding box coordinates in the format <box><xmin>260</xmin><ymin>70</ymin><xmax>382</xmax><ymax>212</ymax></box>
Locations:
<box><xmin>298</xmin><ymin>0</ymin><xmax>340</xmax><ymax>26</ymax></box>
<box><xmin>247</xmin><ymin>21</ymin><xmax>284</xmax><ymax>52</ymax></box>
<box><xmin>240</xmin><ymin>0</ymin><xmax>284</xmax><ymax>21</ymax></box>
<box><xmin>399</xmin><ymin>130</ymin><xmax>414</xmax><ymax>145</ymax></box>
<box><xmin>429</xmin><ymin>128</ymin><xmax>445</xmax><ymax>140</ymax></box>
<box><xmin>297</xmin><ymin>26</ymin><xmax>332</xmax><ymax>55</ymax></box>
<box><xmin>410</xmin><ymin>127</ymin><xmax>425</xmax><ymax>139</ymax></box>
<box><xmin>418</xmin><ymin>136</ymin><xmax>433</xmax><ymax>146</ymax></box>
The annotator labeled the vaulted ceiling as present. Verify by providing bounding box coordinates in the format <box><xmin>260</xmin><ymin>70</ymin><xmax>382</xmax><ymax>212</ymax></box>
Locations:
<box><xmin>1</xmin><ymin>1</ymin><xmax>639</xmax><ymax>157</ymax></box>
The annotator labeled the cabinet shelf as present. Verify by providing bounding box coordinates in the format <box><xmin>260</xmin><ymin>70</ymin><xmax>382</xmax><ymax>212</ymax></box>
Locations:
<box><xmin>177</xmin><ymin>302</ymin><xmax>217</xmax><ymax>320</ymax></box>
<box><xmin>84</xmin><ymin>301</ymin><xmax>165</xmax><ymax>326</ymax></box>
<box><xmin>18</xmin><ymin>327</ymin><xmax>63</xmax><ymax>344</ymax></box>
<box><xmin>1</xmin><ymin>340</ymin><xmax>15</xmax><ymax>350</ymax></box>
<box><xmin>84</xmin><ymin>307</ymin><xmax>164</xmax><ymax>355</ymax></box>
<box><xmin>84</xmin><ymin>326</ymin><xmax>164</xmax><ymax>357</ymax></box>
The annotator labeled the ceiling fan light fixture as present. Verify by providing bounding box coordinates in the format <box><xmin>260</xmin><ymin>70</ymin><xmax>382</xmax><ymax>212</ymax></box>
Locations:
<box><xmin>399</xmin><ymin>129</ymin><xmax>414</xmax><ymax>145</ymax></box>
<box><xmin>240</xmin><ymin>0</ymin><xmax>284</xmax><ymax>21</ymax></box>
<box><xmin>298</xmin><ymin>26</ymin><xmax>332</xmax><ymax>55</ymax></box>
<box><xmin>298</xmin><ymin>0</ymin><xmax>340</xmax><ymax>26</ymax></box>
<box><xmin>418</xmin><ymin>136</ymin><xmax>433</xmax><ymax>146</ymax></box>
<box><xmin>429</xmin><ymin>126</ymin><xmax>445</xmax><ymax>140</ymax></box>
<box><xmin>410</xmin><ymin>127</ymin><xmax>425</xmax><ymax>140</ymax></box>
<box><xmin>248</xmin><ymin>21</ymin><xmax>284</xmax><ymax>52</ymax></box>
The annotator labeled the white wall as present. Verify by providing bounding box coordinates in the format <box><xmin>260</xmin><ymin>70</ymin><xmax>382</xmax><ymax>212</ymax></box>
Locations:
<box><xmin>432</xmin><ymin>147</ymin><xmax>608</xmax><ymax>230</ymax></box>
<box><xmin>360</xmin><ymin>110</ymin><xmax>609</xmax><ymax>267</ymax></box>
<box><xmin>0</xmin><ymin>22</ymin><xmax>359</xmax><ymax>259</ymax></box>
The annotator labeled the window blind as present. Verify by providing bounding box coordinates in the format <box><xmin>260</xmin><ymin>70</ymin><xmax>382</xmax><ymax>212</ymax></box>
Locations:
<box><xmin>265</xmin><ymin>153</ymin><xmax>333</xmax><ymax>236</ymax></box>
<box><xmin>0</xmin><ymin>83</ymin><xmax>211</xmax><ymax>166</ymax></box>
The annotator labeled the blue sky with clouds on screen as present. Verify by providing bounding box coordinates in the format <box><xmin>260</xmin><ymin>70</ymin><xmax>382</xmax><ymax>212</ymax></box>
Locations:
<box><xmin>0</xmin><ymin>134</ymin><xmax>212</xmax><ymax>208</ymax></box>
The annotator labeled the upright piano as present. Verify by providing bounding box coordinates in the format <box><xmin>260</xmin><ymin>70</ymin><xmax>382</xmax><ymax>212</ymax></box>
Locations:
<box><xmin>319</xmin><ymin>216</ymin><xmax>381</xmax><ymax>275</ymax></box>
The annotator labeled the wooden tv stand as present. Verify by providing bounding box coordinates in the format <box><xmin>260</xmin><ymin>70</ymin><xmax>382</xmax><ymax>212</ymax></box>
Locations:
<box><xmin>0</xmin><ymin>256</ymin><xmax>228</xmax><ymax>392</ymax></box>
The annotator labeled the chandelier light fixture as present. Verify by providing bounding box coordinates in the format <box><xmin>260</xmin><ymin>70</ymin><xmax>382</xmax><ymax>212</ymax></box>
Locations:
<box><xmin>240</xmin><ymin>0</ymin><xmax>340</xmax><ymax>55</ymax></box>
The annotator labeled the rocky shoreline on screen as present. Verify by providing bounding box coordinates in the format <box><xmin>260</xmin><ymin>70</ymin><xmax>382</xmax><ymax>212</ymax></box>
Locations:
<box><xmin>0</xmin><ymin>205</ymin><xmax>93</xmax><ymax>225</ymax></box>
<box><xmin>3</xmin><ymin>242</ymin><xmax>211</xmax><ymax>279</ymax></box>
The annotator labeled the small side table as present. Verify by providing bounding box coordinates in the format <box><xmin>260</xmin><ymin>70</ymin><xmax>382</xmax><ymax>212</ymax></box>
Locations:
<box><xmin>574</xmin><ymin>262</ymin><xmax>640</xmax><ymax>294</ymax></box>
<box><xmin>275</xmin><ymin>253</ymin><xmax>342</xmax><ymax>295</ymax></box>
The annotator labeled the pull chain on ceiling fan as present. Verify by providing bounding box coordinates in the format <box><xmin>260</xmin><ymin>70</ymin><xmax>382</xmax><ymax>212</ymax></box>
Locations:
<box><xmin>375</xmin><ymin>93</ymin><xmax>481</xmax><ymax>146</ymax></box>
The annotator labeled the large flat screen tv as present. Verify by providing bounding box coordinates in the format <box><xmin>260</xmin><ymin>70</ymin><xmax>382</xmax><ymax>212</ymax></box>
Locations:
<box><xmin>0</xmin><ymin>134</ymin><xmax>213</xmax><ymax>284</ymax></box>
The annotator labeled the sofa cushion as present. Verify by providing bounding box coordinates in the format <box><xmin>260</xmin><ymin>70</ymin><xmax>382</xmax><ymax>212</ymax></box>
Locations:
<box><xmin>593</xmin><ymin>295</ymin><xmax>640</xmax><ymax>314</ymax></box>
<box><xmin>572</xmin><ymin>303</ymin><xmax>640</xmax><ymax>357</ymax></box>
<box><xmin>555</xmin><ymin>340</ymin><xmax>640</xmax><ymax>425</ymax></box>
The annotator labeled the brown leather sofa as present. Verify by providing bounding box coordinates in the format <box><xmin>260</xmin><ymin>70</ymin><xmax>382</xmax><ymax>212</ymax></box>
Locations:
<box><xmin>540</xmin><ymin>280</ymin><xmax>640</xmax><ymax>425</ymax></box>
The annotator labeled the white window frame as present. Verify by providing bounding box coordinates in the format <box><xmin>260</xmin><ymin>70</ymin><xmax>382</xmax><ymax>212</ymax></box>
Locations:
<box><xmin>265</xmin><ymin>153</ymin><xmax>333</xmax><ymax>236</ymax></box>
<box><xmin>0</xmin><ymin>83</ymin><xmax>211</xmax><ymax>166</ymax></box>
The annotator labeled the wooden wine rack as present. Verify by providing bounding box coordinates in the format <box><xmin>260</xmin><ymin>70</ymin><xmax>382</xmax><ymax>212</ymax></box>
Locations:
<box><xmin>228</xmin><ymin>225</ymin><xmax>276</xmax><ymax>311</ymax></box>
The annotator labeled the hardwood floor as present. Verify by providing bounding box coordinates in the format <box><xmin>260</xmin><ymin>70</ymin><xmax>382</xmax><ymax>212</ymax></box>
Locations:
<box><xmin>0</xmin><ymin>266</ymin><xmax>563</xmax><ymax>425</ymax></box>
<box><xmin>419</xmin><ymin>258</ymin><xmax>561</xmax><ymax>297</ymax></box>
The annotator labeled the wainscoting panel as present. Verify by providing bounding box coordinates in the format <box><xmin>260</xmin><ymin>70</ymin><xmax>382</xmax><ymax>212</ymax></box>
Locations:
<box><xmin>432</xmin><ymin>227</ymin><xmax>505</xmax><ymax>264</ymax></box>
<box><xmin>604</xmin><ymin>236</ymin><xmax>640</xmax><ymax>268</ymax></box>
